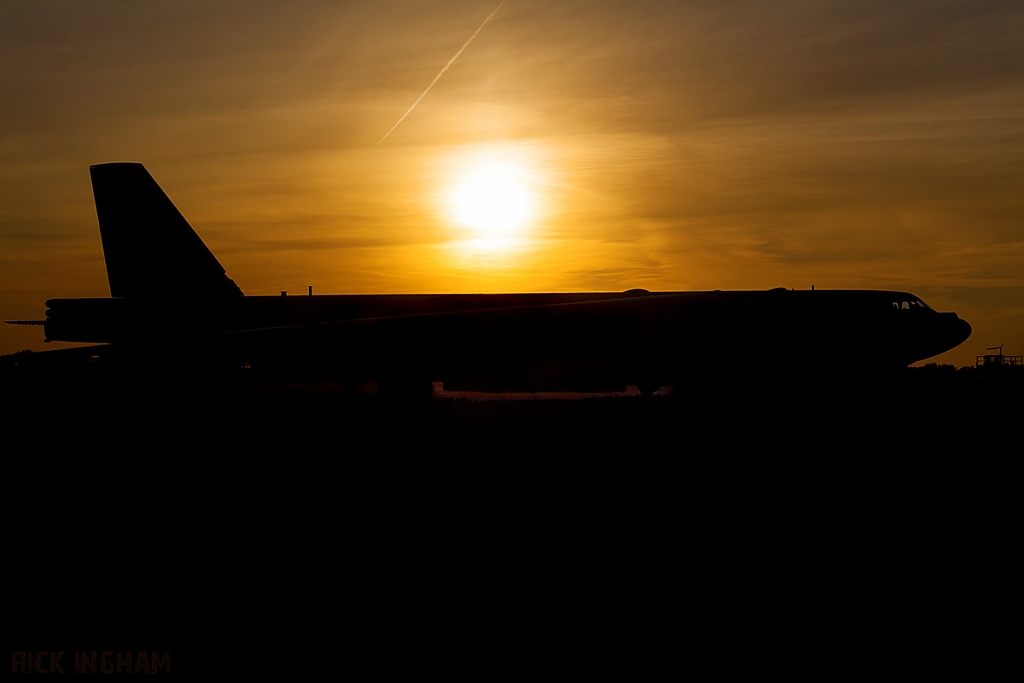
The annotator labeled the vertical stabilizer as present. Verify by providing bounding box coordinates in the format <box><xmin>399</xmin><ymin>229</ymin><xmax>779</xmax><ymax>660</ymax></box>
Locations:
<box><xmin>90</xmin><ymin>163</ymin><xmax>242</xmax><ymax>298</ymax></box>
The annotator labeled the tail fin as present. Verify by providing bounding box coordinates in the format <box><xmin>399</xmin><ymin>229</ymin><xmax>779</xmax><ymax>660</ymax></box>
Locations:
<box><xmin>90</xmin><ymin>163</ymin><xmax>242</xmax><ymax>298</ymax></box>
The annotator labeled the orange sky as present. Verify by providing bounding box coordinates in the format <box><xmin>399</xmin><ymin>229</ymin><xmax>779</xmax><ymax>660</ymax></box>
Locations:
<box><xmin>2</xmin><ymin>0</ymin><xmax>1022</xmax><ymax>366</ymax></box>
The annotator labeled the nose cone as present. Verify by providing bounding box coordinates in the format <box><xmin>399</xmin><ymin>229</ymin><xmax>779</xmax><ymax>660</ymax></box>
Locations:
<box><xmin>953</xmin><ymin>316</ymin><xmax>972</xmax><ymax>349</ymax></box>
<box><xmin>913</xmin><ymin>313</ymin><xmax>972</xmax><ymax>364</ymax></box>
<box><xmin>934</xmin><ymin>313</ymin><xmax>972</xmax><ymax>356</ymax></box>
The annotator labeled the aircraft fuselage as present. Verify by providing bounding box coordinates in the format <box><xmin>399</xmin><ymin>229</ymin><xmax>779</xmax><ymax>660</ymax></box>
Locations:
<box><xmin>42</xmin><ymin>288</ymin><xmax>972</xmax><ymax>389</ymax></box>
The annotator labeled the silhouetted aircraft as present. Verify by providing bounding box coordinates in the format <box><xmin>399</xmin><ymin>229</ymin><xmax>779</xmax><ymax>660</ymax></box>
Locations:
<box><xmin>17</xmin><ymin>163</ymin><xmax>973</xmax><ymax>392</ymax></box>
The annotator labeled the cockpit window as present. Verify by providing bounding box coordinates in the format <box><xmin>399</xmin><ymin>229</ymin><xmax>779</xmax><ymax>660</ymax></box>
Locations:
<box><xmin>893</xmin><ymin>299</ymin><xmax>933</xmax><ymax>311</ymax></box>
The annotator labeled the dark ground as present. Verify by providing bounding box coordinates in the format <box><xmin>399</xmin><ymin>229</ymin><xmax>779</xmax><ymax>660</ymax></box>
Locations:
<box><xmin>2</xmin><ymin>357</ymin><xmax>1019</xmax><ymax>673</ymax></box>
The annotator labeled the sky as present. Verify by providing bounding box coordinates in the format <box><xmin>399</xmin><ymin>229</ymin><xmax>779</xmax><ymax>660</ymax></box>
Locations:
<box><xmin>1</xmin><ymin>0</ymin><xmax>1022</xmax><ymax>366</ymax></box>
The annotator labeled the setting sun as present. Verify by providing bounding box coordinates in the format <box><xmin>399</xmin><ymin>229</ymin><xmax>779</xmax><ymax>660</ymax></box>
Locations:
<box><xmin>447</xmin><ymin>161</ymin><xmax>536</xmax><ymax>240</ymax></box>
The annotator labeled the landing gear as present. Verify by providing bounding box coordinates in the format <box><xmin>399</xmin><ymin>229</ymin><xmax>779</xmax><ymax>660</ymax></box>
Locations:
<box><xmin>637</xmin><ymin>382</ymin><xmax>661</xmax><ymax>397</ymax></box>
<box><xmin>633</xmin><ymin>381</ymin><xmax>673</xmax><ymax>397</ymax></box>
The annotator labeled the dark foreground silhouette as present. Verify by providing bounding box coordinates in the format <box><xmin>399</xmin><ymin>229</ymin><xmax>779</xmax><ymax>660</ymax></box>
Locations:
<box><xmin>4</xmin><ymin>360</ymin><xmax>1019</xmax><ymax>673</ymax></box>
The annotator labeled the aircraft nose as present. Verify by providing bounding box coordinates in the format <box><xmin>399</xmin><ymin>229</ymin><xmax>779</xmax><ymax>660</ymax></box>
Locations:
<box><xmin>938</xmin><ymin>314</ymin><xmax>972</xmax><ymax>353</ymax></box>
<box><xmin>953</xmin><ymin>316</ymin><xmax>972</xmax><ymax>347</ymax></box>
<box><xmin>929</xmin><ymin>312</ymin><xmax>972</xmax><ymax>357</ymax></box>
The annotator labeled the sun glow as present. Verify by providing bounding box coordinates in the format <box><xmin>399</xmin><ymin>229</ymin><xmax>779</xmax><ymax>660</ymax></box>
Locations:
<box><xmin>447</xmin><ymin>160</ymin><xmax>537</xmax><ymax>241</ymax></box>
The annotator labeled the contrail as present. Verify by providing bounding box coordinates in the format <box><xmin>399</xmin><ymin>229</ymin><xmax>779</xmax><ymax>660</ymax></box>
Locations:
<box><xmin>375</xmin><ymin>0</ymin><xmax>507</xmax><ymax>148</ymax></box>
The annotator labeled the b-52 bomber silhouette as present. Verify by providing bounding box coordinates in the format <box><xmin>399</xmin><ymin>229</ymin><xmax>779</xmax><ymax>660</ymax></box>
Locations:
<box><xmin>10</xmin><ymin>163</ymin><xmax>973</xmax><ymax>393</ymax></box>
